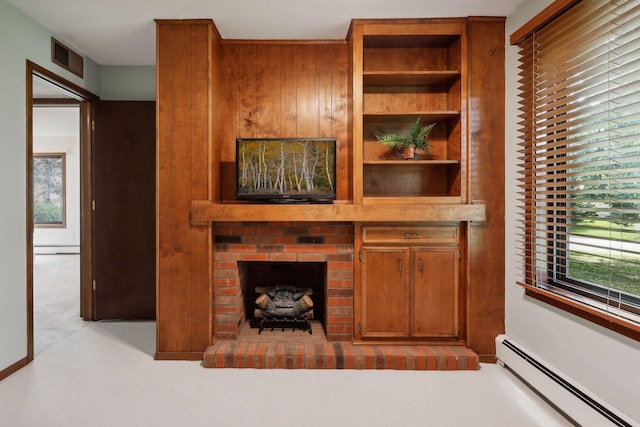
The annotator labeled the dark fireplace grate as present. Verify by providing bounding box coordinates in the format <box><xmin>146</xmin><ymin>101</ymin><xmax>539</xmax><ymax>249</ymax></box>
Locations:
<box><xmin>253</xmin><ymin>285</ymin><xmax>314</xmax><ymax>334</ymax></box>
<box><xmin>257</xmin><ymin>317</ymin><xmax>312</xmax><ymax>334</ymax></box>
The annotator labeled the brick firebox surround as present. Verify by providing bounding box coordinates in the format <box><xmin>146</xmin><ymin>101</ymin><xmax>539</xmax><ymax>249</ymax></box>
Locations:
<box><xmin>213</xmin><ymin>221</ymin><xmax>354</xmax><ymax>342</ymax></box>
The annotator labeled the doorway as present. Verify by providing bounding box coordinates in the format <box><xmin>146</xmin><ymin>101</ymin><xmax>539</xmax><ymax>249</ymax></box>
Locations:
<box><xmin>32</xmin><ymin>100</ymin><xmax>84</xmax><ymax>354</ymax></box>
<box><xmin>26</xmin><ymin>61</ymin><xmax>97</xmax><ymax>360</ymax></box>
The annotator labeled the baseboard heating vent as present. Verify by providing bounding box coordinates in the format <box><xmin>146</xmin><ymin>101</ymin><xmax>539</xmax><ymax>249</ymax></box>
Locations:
<box><xmin>496</xmin><ymin>335</ymin><xmax>633</xmax><ymax>427</ymax></box>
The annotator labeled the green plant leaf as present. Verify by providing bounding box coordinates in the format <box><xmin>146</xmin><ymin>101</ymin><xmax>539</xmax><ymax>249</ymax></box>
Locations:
<box><xmin>374</xmin><ymin>117</ymin><xmax>436</xmax><ymax>152</ymax></box>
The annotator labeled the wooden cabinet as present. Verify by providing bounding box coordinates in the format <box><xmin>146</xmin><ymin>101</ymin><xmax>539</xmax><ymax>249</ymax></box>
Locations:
<box><xmin>350</xmin><ymin>19</ymin><xmax>467</xmax><ymax>205</ymax></box>
<box><xmin>356</xmin><ymin>224</ymin><xmax>460</xmax><ymax>341</ymax></box>
<box><xmin>361</xmin><ymin>247</ymin><xmax>410</xmax><ymax>338</ymax></box>
<box><xmin>411</xmin><ymin>248</ymin><xmax>459</xmax><ymax>337</ymax></box>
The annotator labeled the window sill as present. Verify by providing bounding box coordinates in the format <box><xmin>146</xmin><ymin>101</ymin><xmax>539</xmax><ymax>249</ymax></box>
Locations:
<box><xmin>517</xmin><ymin>281</ymin><xmax>640</xmax><ymax>342</ymax></box>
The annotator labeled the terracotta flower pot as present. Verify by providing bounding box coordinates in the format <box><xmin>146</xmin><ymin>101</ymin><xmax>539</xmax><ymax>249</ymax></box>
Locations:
<box><xmin>402</xmin><ymin>145</ymin><xmax>416</xmax><ymax>160</ymax></box>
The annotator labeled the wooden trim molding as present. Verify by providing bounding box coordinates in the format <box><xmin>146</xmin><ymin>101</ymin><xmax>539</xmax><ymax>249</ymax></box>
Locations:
<box><xmin>154</xmin><ymin>18</ymin><xmax>213</xmax><ymax>26</ymax></box>
<box><xmin>221</xmin><ymin>39</ymin><xmax>346</xmax><ymax>45</ymax></box>
<box><xmin>517</xmin><ymin>282</ymin><xmax>640</xmax><ymax>342</ymax></box>
<box><xmin>28</xmin><ymin>61</ymin><xmax>98</xmax><ymax>101</ymax></box>
<box><xmin>510</xmin><ymin>0</ymin><xmax>581</xmax><ymax>45</ymax></box>
<box><xmin>33</xmin><ymin>98</ymin><xmax>81</xmax><ymax>106</ymax></box>
<box><xmin>154</xmin><ymin>352</ymin><xmax>204</xmax><ymax>361</ymax></box>
<box><xmin>0</xmin><ymin>357</ymin><xmax>30</xmax><ymax>381</ymax></box>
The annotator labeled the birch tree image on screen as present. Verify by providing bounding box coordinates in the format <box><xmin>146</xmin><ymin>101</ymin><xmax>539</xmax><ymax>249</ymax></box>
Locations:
<box><xmin>237</xmin><ymin>139</ymin><xmax>335</xmax><ymax>198</ymax></box>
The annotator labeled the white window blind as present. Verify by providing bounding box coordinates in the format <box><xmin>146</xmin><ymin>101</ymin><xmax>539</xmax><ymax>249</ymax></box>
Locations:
<box><xmin>516</xmin><ymin>0</ymin><xmax>640</xmax><ymax>328</ymax></box>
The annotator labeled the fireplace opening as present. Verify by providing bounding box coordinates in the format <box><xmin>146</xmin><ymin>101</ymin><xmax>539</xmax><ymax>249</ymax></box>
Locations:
<box><xmin>238</xmin><ymin>261</ymin><xmax>326</xmax><ymax>332</ymax></box>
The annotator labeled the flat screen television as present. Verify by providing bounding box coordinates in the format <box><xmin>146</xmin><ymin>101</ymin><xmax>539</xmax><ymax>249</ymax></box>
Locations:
<box><xmin>236</xmin><ymin>137</ymin><xmax>336</xmax><ymax>203</ymax></box>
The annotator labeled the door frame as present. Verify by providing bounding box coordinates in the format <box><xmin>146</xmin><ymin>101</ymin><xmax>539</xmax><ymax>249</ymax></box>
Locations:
<box><xmin>26</xmin><ymin>61</ymin><xmax>98</xmax><ymax>361</ymax></box>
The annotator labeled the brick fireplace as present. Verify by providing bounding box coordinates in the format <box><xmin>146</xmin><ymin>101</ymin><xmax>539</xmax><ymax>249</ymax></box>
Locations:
<box><xmin>206</xmin><ymin>220</ymin><xmax>480</xmax><ymax>370</ymax></box>
<box><xmin>213</xmin><ymin>221</ymin><xmax>354</xmax><ymax>342</ymax></box>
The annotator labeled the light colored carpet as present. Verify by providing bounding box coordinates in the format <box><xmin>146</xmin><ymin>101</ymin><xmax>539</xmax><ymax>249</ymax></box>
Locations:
<box><xmin>34</xmin><ymin>254</ymin><xmax>88</xmax><ymax>354</ymax></box>
<box><xmin>1</xmin><ymin>320</ymin><xmax>572</xmax><ymax>427</ymax></box>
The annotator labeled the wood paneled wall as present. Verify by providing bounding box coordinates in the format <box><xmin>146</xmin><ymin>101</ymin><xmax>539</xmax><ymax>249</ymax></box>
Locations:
<box><xmin>218</xmin><ymin>42</ymin><xmax>350</xmax><ymax>201</ymax></box>
<box><xmin>156</xmin><ymin>20</ymin><xmax>219</xmax><ymax>359</ymax></box>
<box><xmin>155</xmin><ymin>19</ymin><xmax>506</xmax><ymax>360</ymax></box>
<box><xmin>466</xmin><ymin>18</ymin><xmax>506</xmax><ymax>361</ymax></box>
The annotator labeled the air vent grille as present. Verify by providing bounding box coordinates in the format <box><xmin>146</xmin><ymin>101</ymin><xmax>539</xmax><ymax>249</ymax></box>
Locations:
<box><xmin>51</xmin><ymin>38</ymin><xmax>83</xmax><ymax>78</ymax></box>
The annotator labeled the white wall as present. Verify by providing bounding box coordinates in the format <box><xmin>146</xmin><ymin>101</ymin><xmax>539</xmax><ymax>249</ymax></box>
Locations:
<box><xmin>0</xmin><ymin>0</ymin><xmax>99</xmax><ymax>373</ymax></box>
<box><xmin>33</xmin><ymin>106</ymin><xmax>81</xmax><ymax>253</ymax></box>
<box><xmin>505</xmin><ymin>0</ymin><xmax>640</xmax><ymax>422</ymax></box>
<box><xmin>101</xmin><ymin>66</ymin><xmax>155</xmax><ymax>101</ymax></box>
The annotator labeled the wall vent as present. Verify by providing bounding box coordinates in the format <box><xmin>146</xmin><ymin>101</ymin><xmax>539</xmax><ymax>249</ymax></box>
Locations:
<box><xmin>51</xmin><ymin>38</ymin><xmax>83</xmax><ymax>78</ymax></box>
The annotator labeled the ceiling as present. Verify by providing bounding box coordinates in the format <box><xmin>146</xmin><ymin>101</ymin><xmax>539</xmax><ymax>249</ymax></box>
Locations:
<box><xmin>9</xmin><ymin>0</ymin><xmax>524</xmax><ymax>66</ymax></box>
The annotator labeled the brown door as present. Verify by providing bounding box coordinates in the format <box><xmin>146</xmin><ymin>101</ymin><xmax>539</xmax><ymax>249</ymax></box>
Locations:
<box><xmin>412</xmin><ymin>248</ymin><xmax>459</xmax><ymax>337</ymax></box>
<box><xmin>360</xmin><ymin>247</ymin><xmax>410</xmax><ymax>338</ymax></box>
<box><xmin>92</xmin><ymin>101</ymin><xmax>155</xmax><ymax>319</ymax></box>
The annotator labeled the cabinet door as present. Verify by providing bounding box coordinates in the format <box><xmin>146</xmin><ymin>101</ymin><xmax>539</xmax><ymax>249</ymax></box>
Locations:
<box><xmin>361</xmin><ymin>247</ymin><xmax>410</xmax><ymax>338</ymax></box>
<box><xmin>412</xmin><ymin>248</ymin><xmax>459</xmax><ymax>337</ymax></box>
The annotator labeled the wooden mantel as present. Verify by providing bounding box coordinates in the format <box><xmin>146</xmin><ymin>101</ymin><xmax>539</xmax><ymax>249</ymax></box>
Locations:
<box><xmin>191</xmin><ymin>200</ymin><xmax>486</xmax><ymax>223</ymax></box>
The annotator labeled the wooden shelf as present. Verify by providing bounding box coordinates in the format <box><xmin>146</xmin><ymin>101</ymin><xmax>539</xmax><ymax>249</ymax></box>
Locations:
<box><xmin>362</xmin><ymin>196</ymin><xmax>463</xmax><ymax>205</ymax></box>
<box><xmin>363</xmin><ymin>159</ymin><xmax>460</xmax><ymax>165</ymax></box>
<box><xmin>191</xmin><ymin>200</ymin><xmax>486</xmax><ymax>223</ymax></box>
<box><xmin>363</xmin><ymin>70</ymin><xmax>460</xmax><ymax>86</ymax></box>
<box><xmin>363</xmin><ymin>111</ymin><xmax>460</xmax><ymax>121</ymax></box>
<box><xmin>363</xmin><ymin>34</ymin><xmax>461</xmax><ymax>49</ymax></box>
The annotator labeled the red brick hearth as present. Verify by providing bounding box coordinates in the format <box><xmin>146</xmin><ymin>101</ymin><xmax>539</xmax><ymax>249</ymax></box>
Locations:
<box><xmin>203</xmin><ymin>323</ymin><xmax>479</xmax><ymax>370</ymax></box>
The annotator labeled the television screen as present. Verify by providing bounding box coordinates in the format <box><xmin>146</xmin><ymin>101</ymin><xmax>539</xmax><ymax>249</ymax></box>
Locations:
<box><xmin>236</xmin><ymin>138</ymin><xmax>336</xmax><ymax>202</ymax></box>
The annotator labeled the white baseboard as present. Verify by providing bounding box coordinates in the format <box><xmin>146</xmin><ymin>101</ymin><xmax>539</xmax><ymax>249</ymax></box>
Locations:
<box><xmin>34</xmin><ymin>246</ymin><xmax>80</xmax><ymax>255</ymax></box>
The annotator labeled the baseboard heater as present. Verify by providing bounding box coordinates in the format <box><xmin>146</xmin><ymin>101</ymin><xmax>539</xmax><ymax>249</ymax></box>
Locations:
<box><xmin>495</xmin><ymin>335</ymin><xmax>633</xmax><ymax>427</ymax></box>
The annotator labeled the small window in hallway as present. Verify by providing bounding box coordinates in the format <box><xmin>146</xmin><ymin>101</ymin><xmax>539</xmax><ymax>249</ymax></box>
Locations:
<box><xmin>33</xmin><ymin>153</ymin><xmax>66</xmax><ymax>227</ymax></box>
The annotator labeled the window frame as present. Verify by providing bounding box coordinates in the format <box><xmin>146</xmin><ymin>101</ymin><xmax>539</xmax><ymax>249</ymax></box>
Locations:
<box><xmin>33</xmin><ymin>152</ymin><xmax>67</xmax><ymax>228</ymax></box>
<box><xmin>512</xmin><ymin>0</ymin><xmax>640</xmax><ymax>341</ymax></box>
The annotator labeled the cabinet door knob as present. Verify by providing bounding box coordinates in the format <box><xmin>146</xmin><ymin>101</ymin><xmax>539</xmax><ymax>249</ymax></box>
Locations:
<box><xmin>404</xmin><ymin>233</ymin><xmax>419</xmax><ymax>239</ymax></box>
<box><xmin>419</xmin><ymin>257</ymin><xmax>423</xmax><ymax>272</ymax></box>
<box><xmin>398</xmin><ymin>259</ymin><xmax>403</xmax><ymax>272</ymax></box>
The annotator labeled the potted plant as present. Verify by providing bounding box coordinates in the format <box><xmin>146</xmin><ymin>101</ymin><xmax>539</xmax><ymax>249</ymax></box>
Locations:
<box><xmin>375</xmin><ymin>117</ymin><xmax>436</xmax><ymax>160</ymax></box>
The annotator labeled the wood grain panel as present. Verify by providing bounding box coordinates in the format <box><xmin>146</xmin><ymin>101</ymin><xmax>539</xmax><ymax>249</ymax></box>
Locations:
<box><xmin>210</xmin><ymin>29</ymin><xmax>222</xmax><ymax>203</ymax></box>
<box><xmin>169</xmin><ymin>25</ymin><xmax>194</xmax><ymax>351</ymax></box>
<box><xmin>189</xmin><ymin>24</ymin><xmax>213</xmax><ymax>350</ymax></box>
<box><xmin>487</xmin><ymin>20</ymin><xmax>506</xmax><ymax>355</ymax></box>
<box><xmin>330</xmin><ymin>43</ymin><xmax>350</xmax><ymax>201</ymax></box>
<box><xmin>156</xmin><ymin>23</ymin><xmax>174</xmax><ymax>352</ymax></box>
<box><xmin>350</xmin><ymin>25</ymin><xmax>364</xmax><ymax>204</ymax></box>
<box><xmin>220</xmin><ymin>45</ymin><xmax>240</xmax><ymax>202</ymax></box>
<box><xmin>361</xmin><ymin>247</ymin><xmax>410</xmax><ymax>337</ymax></box>
<box><xmin>317</xmin><ymin>45</ymin><xmax>333</xmax><ymax>138</ymax></box>
<box><xmin>296</xmin><ymin>45</ymin><xmax>320</xmax><ymax>136</ymax></box>
<box><xmin>191</xmin><ymin>200</ymin><xmax>486</xmax><ymax>223</ymax></box>
<box><xmin>256</xmin><ymin>45</ymin><xmax>281</xmax><ymax>137</ymax></box>
<box><xmin>237</xmin><ymin>45</ymin><xmax>258</xmax><ymax>137</ymax></box>
<box><xmin>156</xmin><ymin>20</ymin><xmax>215</xmax><ymax>356</ymax></box>
<box><xmin>219</xmin><ymin>42</ymin><xmax>350</xmax><ymax>202</ymax></box>
<box><xmin>280</xmin><ymin>46</ymin><xmax>298</xmax><ymax>137</ymax></box>
<box><xmin>466</xmin><ymin>18</ymin><xmax>505</xmax><ymax>360</ymax></box>
<box><xmin>220</xmin><ymin>45</ymin><xmax>239</xmax><ymax>160</ymax></box>
<box><xmin>412</xmin><ymin>249</ymin><xmax>458</xmax><ymax>337</ymax></box>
